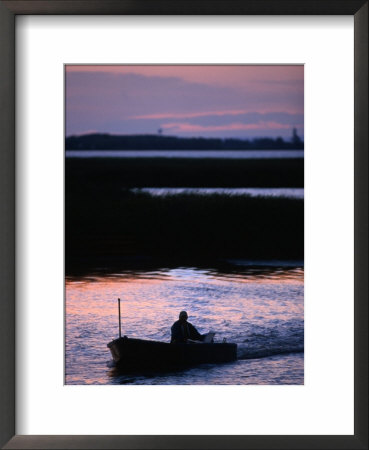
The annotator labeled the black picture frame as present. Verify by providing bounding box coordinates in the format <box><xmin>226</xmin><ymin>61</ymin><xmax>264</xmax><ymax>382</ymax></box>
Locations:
<box><xmin>0</xmin><ymin>1</ymin><xmax>367</xmax><ymax>449</ymax></box>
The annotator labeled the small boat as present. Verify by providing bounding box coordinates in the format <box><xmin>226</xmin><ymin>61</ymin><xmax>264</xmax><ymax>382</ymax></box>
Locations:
<box><xmin>107</xmin><ymin>298</ymin><xmax>237</xmax><ymax>372</ymax></box>
<box><xmin>108</xmin><ymin>336</ymin><xmax>237</xmax><ymax>371</ymax></box>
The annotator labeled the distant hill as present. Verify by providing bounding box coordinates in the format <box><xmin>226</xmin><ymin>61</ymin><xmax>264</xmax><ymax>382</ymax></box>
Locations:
<box><xmin>65</xmin><ymin>133</ymin><xmax>304</xmax><ymax>150</ymax></box>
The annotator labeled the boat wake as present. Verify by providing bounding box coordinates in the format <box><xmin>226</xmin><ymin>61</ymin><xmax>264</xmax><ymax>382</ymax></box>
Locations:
<box><xmin>237</xmin><ymin>344</ymin><xmax>304</xmax><ymax>360</ymax></box>
<box><xmin>106</xmin><ymin>359</ymin><xmax>116</xmax><ymax>368</ymax></box>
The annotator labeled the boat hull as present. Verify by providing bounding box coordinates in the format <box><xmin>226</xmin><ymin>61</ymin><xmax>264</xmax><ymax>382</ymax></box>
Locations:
<box><xmin>108</xmin><ymin>337</ymin><xmax>237</xmax><ymax>371</ymax></box>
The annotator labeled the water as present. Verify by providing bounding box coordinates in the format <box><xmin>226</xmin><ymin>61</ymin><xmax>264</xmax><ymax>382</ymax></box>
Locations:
<box><xmin>66</xmin><ymin>150</ymin><xmax>304</xmax><ymax>159</ymax></box>
<box><xmin>131</xmin><ymin>187</ymin><xmax>304</xmax><ymax>199</ymax></box>
<box><xmin>66</xmin><ymin>264</ymin><xmax>304</xmax><ymax>385</ymax></box>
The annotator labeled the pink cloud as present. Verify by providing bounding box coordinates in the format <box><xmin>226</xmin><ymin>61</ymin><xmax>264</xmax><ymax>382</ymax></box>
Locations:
<box><xmin>132</xmin><ymin>110</ymin><xmax>246</xmax><ymax>120</ymax></box>
<box><xmin>66</xmin><ymin>65</ymin><xmax>304</xmax><ymax>138</ymax></box>
<box><xmin>66</xmin><ymin>65</ymin><xmax>303</xmax><ymax>90</ymax></box>
<box><xmin>161</xmin><ymin>121</ymin><xmax>297</xmax><ymax>133</ymax></box>
<box><xmin>131</xmin><ymin>108</ymin><xmax>301</xmax><ymax>120</ymax></box>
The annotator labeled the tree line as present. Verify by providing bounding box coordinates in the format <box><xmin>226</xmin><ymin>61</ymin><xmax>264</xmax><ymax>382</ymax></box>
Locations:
<box><xmin>65</xmin><ymin>133</ymin><xmax>304</xmax><ymax>150</ymax></box>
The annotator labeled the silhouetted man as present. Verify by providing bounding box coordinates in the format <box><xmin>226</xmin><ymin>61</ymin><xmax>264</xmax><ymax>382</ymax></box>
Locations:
<box><xmin>171</xmin><ymin>311</ymin><xmax>203</xmax><ymax>343</ymax></box>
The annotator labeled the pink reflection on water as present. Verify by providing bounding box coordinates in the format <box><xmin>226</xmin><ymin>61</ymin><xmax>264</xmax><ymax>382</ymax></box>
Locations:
<box><xmin>65</xmin><ymin>267</ymin><xmax>303</xmax><ymax>384</ymax></box>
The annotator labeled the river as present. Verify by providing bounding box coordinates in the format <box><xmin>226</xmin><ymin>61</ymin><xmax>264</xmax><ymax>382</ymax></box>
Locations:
<box><xmin>65</xmin><ymin>262</ymin><xmax>304</xmax><ymax>385</ymax></box>
<box><xmin>66</xmin><ymin>150</ymin><xmax>304</xmax><ymax>159</ymax></box>
<box><xmin>131</xmin><ymin>187</ymin><xmax>304</xmax><ymax>199</ymax></box>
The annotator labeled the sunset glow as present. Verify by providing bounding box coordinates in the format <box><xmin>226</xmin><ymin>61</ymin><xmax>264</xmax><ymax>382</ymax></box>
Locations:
<box><xmin>65</xmin><ymin>267</ymin><xmax>304</xmax><ymax>384</ymax></box>
<box><xmin>66</xmin><ymin>65</ymin><xmax>304</xmax><ymax>139</ymax></box>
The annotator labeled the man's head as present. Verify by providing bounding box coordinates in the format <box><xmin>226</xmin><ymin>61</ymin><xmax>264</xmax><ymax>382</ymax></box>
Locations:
<box><xmin>179</xmin><ymin>310</ymin><xmax>188</xmax><ymax>321</ymax></box>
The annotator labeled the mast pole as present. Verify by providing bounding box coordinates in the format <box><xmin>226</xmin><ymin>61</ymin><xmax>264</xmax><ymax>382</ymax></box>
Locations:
<box><xmin>118</xmin><ymin>298</ymin><xmax>122</xmax><ymax>338</ymax></box>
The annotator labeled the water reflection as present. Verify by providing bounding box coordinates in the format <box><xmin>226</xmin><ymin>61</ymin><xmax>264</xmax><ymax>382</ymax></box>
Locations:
<box><xmin>131</xmin><ymin>187</ymin><xmax>304</xmax><ymax>199</ymax></box>
<box><xmin>67</xmin><ymin>262</ymin><xmax>304</xmax><ymax>284</ymax></box>
<box><xmin>66</xmin><ymin>150</ymin><xmax>304</xmax><ymax>159</ymax></box>
<box><xmin>66</xmin><ymin>263</ymin><xmax>304</xmax><ymax>385</ymax></box>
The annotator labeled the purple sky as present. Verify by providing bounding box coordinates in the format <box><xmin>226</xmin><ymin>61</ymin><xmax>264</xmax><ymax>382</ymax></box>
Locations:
<box><xmin>66</xmin><ymin>65</ymin><xmax>304</xmax><ymax>140</ymax></box>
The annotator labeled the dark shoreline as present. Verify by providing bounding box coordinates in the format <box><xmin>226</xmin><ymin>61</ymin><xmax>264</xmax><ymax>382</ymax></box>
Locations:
<box><xmin>65</xmin><ymin>133</ymin><xmax>304</xmax><ymax>151</ymax></box>
<box><xmin>66</xmin><ymin>157</ymin><xmax>304</xmax><ymax>188</ymax></box>
<box><xmin>66</xmin><ymin>191</ymin><xmax>304</xmax><ymax>274</ymax></box>
<box><xmin>66</xmin><ymin>157</ymin><xmax>304</xmax><ymax>273</ymax></box>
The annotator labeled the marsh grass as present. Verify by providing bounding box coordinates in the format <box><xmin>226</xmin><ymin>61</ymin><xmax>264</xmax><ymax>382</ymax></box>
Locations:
<box><xmin>66</xmin><ymin>189</ymin><xmax>304</xmax><ymax>270</ymax></box>
<box><xmin>66</xmin><ymin>157</ymin><xmax>304</xmax><ymax>188</ymax></box>
<box><xmin>66</xmin><ymin>157</ymin><xmax>303</xmax><ymax>271</ymax></box>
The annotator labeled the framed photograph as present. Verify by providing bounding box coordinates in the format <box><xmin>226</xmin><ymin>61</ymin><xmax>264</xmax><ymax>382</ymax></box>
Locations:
<box><xmin>0</xmin><ymin>1</ymin><xmax>367</xmax><ymax>449</ymax></box>
<box><xmin>65</xmin><ymin>63</ymin><xmax>305</xmax><ymax>388</ymax></box>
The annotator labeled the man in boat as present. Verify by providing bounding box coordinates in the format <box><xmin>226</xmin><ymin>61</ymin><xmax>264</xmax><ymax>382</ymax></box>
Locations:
<box><xmin>171</xmin><ymin>311</ymin><xmax>204</xmax><ymax>344</ymax></box>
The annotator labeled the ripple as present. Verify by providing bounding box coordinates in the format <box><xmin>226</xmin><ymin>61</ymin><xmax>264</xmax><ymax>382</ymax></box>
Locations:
<box><xmin>66</xmin><ymin>264</ymin><xmax>304</xmax><ymax>385</ymax></box>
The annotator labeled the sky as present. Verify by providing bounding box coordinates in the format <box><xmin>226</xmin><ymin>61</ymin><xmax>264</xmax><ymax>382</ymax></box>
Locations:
<box><xmin>65</xmin><ymin>65</ymin><xmax>304</xmax><ymax>140</ymax></box>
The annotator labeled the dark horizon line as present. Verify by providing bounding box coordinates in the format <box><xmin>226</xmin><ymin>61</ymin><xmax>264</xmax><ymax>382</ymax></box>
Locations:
<box><xmin>65</xmin><ymin>133</ymin><xmax>304</xmax><ymax>151</ymax></box>
<box><xmin>65</xmin><ymin>131</ymin><xmax>304</xmax><ymax>141</ymax></box>
<box><xmin>65</xmin><ymin>132</ymin><xmax>304</xmax><ymax>150</ymax></box>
